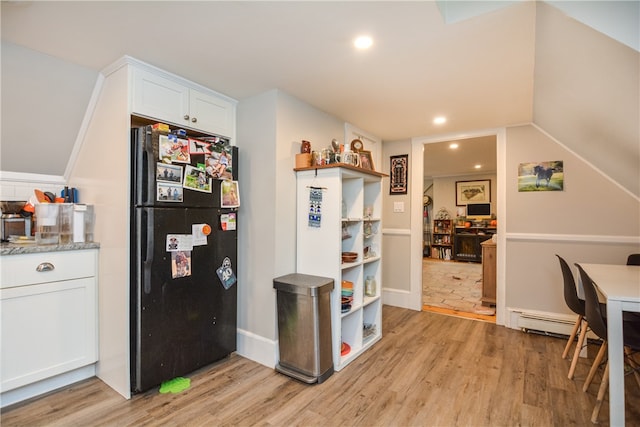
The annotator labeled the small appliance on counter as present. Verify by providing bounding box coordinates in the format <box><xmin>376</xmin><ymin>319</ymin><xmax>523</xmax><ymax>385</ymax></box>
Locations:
<box><xmin>34</xmin><ymin>203</ymin><xmax>95</xmax><ymax>245</ymax></box>
<box><xmin>0</xmin><ymin>201</ymin><xmax>32</xmax><ymax>242</ymax></box>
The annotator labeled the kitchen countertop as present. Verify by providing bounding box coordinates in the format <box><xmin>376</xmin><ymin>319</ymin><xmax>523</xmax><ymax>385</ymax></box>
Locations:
<box><xmin>0</xmin><ymin>241</ymin><xmax>100</xmax><ymax>256</ymax></box>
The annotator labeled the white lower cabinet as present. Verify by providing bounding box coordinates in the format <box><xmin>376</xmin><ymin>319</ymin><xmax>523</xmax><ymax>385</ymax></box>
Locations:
<box><xmin>295</xmin><ymin>165</ymin><xmax>384</xmax><ymax>370</ymax></box>
<box><xmin>0</xmin><ymin>249</ymin><xmax>98</xmax><ymax>406</ymax></box>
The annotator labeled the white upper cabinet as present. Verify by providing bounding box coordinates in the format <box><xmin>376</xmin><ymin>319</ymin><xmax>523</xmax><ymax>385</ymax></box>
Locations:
<box><xmin>132</xmin><ymin>68</ymin><xmax>235</xmax><ymax>138</ymax></box>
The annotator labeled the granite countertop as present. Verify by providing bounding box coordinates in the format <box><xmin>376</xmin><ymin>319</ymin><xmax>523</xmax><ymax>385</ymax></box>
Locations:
<box><xmin>0</xmin><ymin>241</ymin><xmax>100</xmax><ymax>256</ymax></box>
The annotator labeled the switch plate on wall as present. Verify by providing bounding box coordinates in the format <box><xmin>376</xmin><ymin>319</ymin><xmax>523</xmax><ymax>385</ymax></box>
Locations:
<box><xmin>393</xmin><ymin>202</ymin><xmax>404</xmax><ymax>213</ymax></box>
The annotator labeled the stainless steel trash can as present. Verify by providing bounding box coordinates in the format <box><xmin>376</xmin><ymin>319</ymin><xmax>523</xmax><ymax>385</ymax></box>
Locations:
<box><xmin>273</xmin><ymin>273</ymin><xmax>334</xmax><ymax>384</ymax></box>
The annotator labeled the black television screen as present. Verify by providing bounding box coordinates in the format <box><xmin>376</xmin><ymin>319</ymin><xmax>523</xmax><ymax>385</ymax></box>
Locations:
<box><xmin>466</xmin><ymin>203</ymin><xmax>491</xmax><ymax>219</ymax></box>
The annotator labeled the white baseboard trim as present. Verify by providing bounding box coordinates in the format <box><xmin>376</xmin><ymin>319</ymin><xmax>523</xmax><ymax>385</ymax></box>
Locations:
<box><xmin>383</xmin><ymin>288</ymin><xmax>421</xmax><ymax>311</ymax></box>
<box><xmin>0</xmin><ymin>364</ymin><xmax>95</xmax><ymax>409</ymax></box>
<box><xmin>236</xmin><ymin>329</ymin><xmax>278</xmax><ymax>369</ymax></box>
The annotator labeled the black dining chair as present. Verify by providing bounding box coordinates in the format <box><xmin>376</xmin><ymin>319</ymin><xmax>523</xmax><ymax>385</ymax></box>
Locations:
<box><xmin>575</xmin><ymin>264</ymin><xmax>640</xmax><ymax>423</ymax></box>
<box><xmin>556</xmin><ymin>255</ymin><xmax>590</xmax><ymax>379</ymax></box>
<box><xmin>627</xmin><ymin>253</ymin><xmax>640</xmax><ymax>266</ymax></box>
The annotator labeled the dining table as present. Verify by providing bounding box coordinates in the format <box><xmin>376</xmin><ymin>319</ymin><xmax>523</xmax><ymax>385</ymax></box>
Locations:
<box><xmin>578</xmin><ymin>263</ymin><xmax>640</xmax><ymax>426</ymax></box>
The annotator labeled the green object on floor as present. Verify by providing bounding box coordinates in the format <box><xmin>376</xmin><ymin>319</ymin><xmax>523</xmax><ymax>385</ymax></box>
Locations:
<box><xmin>159</xmin><ymin>377</ymin><xmax>191</xmax><ymax>394</ymax></box>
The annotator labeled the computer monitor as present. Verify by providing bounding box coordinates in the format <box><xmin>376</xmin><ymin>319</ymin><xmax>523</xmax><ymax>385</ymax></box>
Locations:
<box><xmin>466</xmin><ymin>203</ymin><xmax>491</xmax><ymax>220</ymax></box>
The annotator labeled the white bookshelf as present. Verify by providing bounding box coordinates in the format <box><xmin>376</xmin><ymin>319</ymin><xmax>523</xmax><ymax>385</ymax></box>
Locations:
<box><xmin>295</xmin><ymin>164</ymin><xmax>385</xmax><ymax>370</ymax></box>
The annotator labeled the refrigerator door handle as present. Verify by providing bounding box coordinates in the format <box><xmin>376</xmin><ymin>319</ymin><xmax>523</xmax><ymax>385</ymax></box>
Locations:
<box><xmin>135</xmin><ymin>126</ymin><xmax>156</xmax><ymax>206</ymax></box>
<box><xmin>142</xmin><ymin>208</ymin><xmax>154</xmax><ymax>294</ymax></box>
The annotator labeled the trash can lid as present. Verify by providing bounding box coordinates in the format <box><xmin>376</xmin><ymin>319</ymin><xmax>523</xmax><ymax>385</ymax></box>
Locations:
<box><xmin>273</xmin><ymin>273</ymin><xmax>334</xmax><ymax>296</ymax></box>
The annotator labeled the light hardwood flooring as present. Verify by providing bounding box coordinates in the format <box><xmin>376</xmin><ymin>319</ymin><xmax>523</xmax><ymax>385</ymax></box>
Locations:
<box><xmin>3</xmin><ymin>305</ymin><xmax>639</xmax><ymax>426</ymax></box>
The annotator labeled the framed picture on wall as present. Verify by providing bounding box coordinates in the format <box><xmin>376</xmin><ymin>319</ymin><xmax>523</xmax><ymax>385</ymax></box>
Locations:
<box><xmin>390</xmin><ymin>154</ymin><xmax>408</xmax><ymax>194</ymax></box>
<box><xmin>456</xmin><ymin>179</ymin><xmax>490</xmax><ymax>205</ymax></box>
<box><xmin>517</xmin><ymin>160</ymin><xmax>564</xmax><ymax>191</ymax></box>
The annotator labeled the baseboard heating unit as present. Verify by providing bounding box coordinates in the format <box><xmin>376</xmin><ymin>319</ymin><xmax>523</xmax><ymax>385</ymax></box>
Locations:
<box><xmin>517</xmin><ymin>311</ymin><xmax>575</xmax><ymax>337</ymax></box>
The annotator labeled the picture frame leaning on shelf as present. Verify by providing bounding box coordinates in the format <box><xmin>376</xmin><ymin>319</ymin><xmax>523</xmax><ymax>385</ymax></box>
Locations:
<box><xmin>359</xmin><ymin>150</ymin><xmax>375</xmax><ymax>171</ymax></box>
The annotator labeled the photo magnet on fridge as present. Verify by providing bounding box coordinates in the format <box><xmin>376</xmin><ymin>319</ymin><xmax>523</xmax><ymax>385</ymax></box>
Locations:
<box><xmin>156</xmin><ymin>163</ymin><xmax>182</xmax><ymax>183</ymax></box>
<box><xmin>216</xmin><ymin>257</ymin><xmax>237</xmax><ymax>290</ymax></box>
<box><xmin>171</xmin><ymin>251</ymin><xmax>192</xmax><ymax>279</ymax></box>
<box><xmin>159</xmin><ymin>134</ymin><xmax>190</xmax><ymax>164</ymax></box>
<box><xmin>220</xmin><ymin>213</ymin><xmax>236</xmax><ymax>231</ymax></box>
<box><xmin>183</xmin><ymin>165</ymin><xmax>212</xmax><ymax>193</ymax></box>
<box><xmin>192</xmin><ymin>224</ymin><xmax>210</xmax><ymax>246</ymax></box>
<box><xmin>189</xmin><ymin>138</ymin><xmax>212</xmax><ymax>155</ymax></box>
<box><xmin>166</xmin><ymin>234</ymin><xmax>194</xmax><ymax>252</ymax></box>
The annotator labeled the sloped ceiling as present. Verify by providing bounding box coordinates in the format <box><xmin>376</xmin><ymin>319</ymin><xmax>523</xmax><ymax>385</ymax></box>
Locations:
<box><xmin>533</xmin><ymin>2</ymin><xmax>639</xmax><ymax>196</ymax></box>
<box><xmin>1</xmin><ymin>1</ymin><xmax>638</xmax><ymax>195</ymax></box>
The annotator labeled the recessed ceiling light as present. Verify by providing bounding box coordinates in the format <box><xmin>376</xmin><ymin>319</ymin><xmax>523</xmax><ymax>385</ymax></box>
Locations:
<box><xmin>354</xmin><ymin>36</ymin><xmax>373</xmax><ymax>49</ymax></box>
<box><xmin>433</xmin><ymin>116</ymin><xmax>447</xmax><ymax>125</ymax></box>
<box><xmin>474</xmin><ymin>164</ymin><xmax>482</xmax><ymax>169</ymax></box>
<box><xmin>449</xmin><ymin>143</ymin><xmax>459</xmax><ymax>149</ymax></box>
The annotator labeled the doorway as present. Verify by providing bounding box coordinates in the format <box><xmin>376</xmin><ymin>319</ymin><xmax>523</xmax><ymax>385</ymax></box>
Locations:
<box><xmin>421</xmin><ymin>136</ymin><xmax>497</xmax><ymax>321</ymax></box>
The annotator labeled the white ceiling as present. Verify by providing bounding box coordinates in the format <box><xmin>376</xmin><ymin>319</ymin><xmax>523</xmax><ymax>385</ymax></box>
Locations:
<box><xmin>424</xmin><ymin>135</ymin><xmax>496</xmax><ymax>178</ymax></box>
<box><xmin>2</xmin><ymin>0</ymin><xmax>537</xmax><ymax>144</ymax></box>
<box><xmin>2</xmin><ymin>1</ymin><xmax>636</xmax><ymax>179</ymax></box>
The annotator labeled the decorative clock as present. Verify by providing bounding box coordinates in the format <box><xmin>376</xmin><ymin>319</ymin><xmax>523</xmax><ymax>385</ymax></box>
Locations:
<box><xmin>350</xmin><ymin>138</ymin><xmax>364</xmax><ymax>152</ymax></box>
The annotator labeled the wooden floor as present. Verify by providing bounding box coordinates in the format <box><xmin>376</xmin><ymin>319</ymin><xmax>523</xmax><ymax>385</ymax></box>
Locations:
<box><xmin>3</xmin><ymin>305</ymin><xmax>639</xmax><ymax>426</ymax></box>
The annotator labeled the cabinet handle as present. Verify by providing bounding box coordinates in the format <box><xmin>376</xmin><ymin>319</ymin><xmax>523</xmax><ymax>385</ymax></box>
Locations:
<box><xmin>36</xmin><ymin>262</ymin><xmax>55</xmax><ymax>272</ymax></box>
<box><xmin>191</xmin><ymin>117</ymin><xmax>197</xmax><ymax>123</ymax></box>
<box><xmin>183</xmin><ymin>114</ymin><xmax>190</xmax><ymax>120</ymax></box>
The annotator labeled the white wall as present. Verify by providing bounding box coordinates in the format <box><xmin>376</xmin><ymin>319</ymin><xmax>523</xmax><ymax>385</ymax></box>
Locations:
<box><xmin>1</xmin><ymin>42</ymin><xmax>97</xmax><ymax>175</ymax></box>
<box><xmin>380</xmin><ymin>139</ymin><xmax>418</xmax><ymax>309</ymax></box>
<box><xmin>431</xmin><ymin>173</ymin><xmax>497</xmax><ymax>220</ymax></box>
<box><xmin>533</xmin><ymin>3</ymin><xmax>640</xmax><ymax>197</ymax></box>
<box><xmin>236</xmin><ymin>89</ymin><xmax>344</xmax><ymax>367</ymax></box>
<box><xmin>503</xmin><ymin>124</ymin><xmax>640</xmax><ymax>315</ymax></box>
<box><xmin>236</xmin><ymin>90</ymin><xmax>279</xmax><ymax>367</ymax></box>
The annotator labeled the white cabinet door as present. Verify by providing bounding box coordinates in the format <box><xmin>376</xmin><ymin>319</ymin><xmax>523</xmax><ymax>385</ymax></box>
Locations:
<box><xmin>0</xmin><ymin>250</ymin><xmax>98</xmax><ymax>393</ymax></box>
<box><xmin>189</xmin><ymin>89</ymin><xmax>234</xmax><ymax>137</ymax></box>
<box><xmin>132</xmin><ymin>68</ymin><xmax>190</xmax><ymax>127</ymax></box>
<box><xmin>132</xmin><ymin>68</ymin><xmax>235</xmax><ymax>138</ymax></box>
<box><xmin>1</xmin><ymin>277</ymin><xmax>97</xmax><ymax>392</ymax></box>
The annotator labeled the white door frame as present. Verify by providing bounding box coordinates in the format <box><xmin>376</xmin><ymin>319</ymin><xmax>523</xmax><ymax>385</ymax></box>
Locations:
<box><xmin>410</xmin><ymin>128</ymin><xmax>506</xmax><ymax>325</ymax></box>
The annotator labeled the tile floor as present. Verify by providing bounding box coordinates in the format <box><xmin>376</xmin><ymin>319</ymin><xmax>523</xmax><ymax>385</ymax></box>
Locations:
<box><xmin>422</xmin><ymin>258</ymin><xmax>495</xmax><ymax>316</ymax></box>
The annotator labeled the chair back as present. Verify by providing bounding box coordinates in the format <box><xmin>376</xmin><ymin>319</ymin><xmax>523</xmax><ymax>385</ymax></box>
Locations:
<box><xmin>556</xmin><ymin>255</ymin><xmax>584</xmax><ymax>316</ymax></box>
<box><xmin>627</xmin><ymin>253</ymin><xmax>640</xmax><ymax>266</ymax></box>
<box><xmin>575</xmin><ymin>264</ymin><xmax>608</xmax><ymax>341</ymax></box>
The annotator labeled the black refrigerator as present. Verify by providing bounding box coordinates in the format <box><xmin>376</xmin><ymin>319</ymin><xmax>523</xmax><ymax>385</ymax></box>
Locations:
<box><xmin>130</xmin><ymin>125</ymin><xmax>239</xmax><ymax>393</ymax></box>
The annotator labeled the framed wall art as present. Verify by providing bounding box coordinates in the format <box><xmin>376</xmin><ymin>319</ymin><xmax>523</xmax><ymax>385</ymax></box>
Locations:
<box><xmin>456</xmin><ymin>180</ymin><xmax>491</xmax><ymax>205</ymax></box>
<box><xmin>390</xmin><ymin>154</ymin><xmax>408</xmax><ymax>194</ymax></box>
<box><xmin>518</xmin><ymin>160</ymin><xmax>564</xmax><ymax>191</ymax></box>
